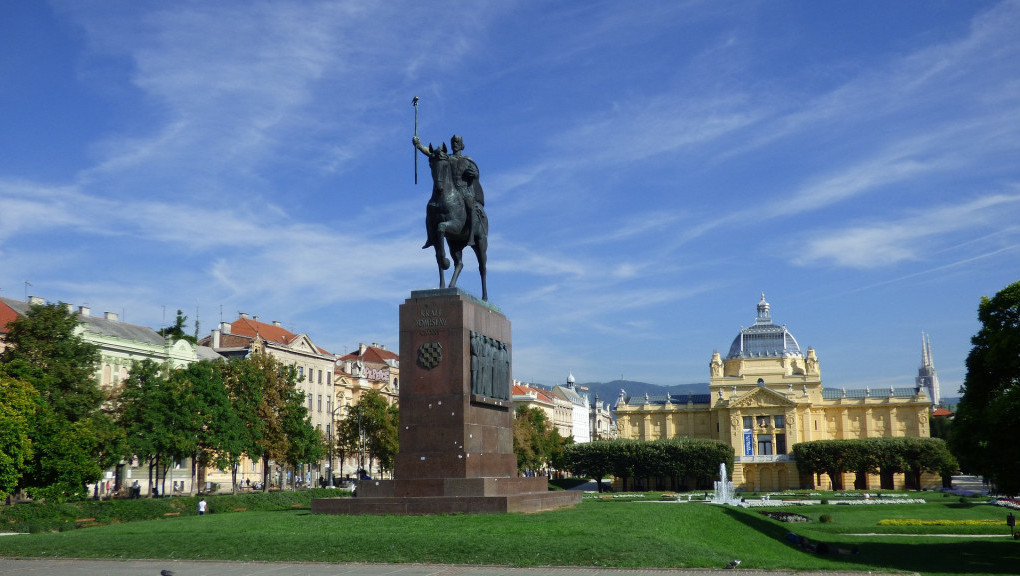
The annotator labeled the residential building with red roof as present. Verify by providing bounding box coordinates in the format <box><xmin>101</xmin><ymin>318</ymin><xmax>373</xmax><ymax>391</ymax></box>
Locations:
<box><xmin>201</xmin><ymin>313</ymin><xmax>336</xmax><ymax>486</ymax></box>
<box><xmin>512</xmin><ymin>381</ymin><xmax>573</xmax><ymax>440</ymax></box>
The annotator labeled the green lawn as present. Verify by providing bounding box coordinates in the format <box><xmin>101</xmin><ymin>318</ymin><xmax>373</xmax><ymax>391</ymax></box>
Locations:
<box><xmin>1</xmin><ymin>493</ymin><xmax>1017</xmax><ymax>575</ymax></box>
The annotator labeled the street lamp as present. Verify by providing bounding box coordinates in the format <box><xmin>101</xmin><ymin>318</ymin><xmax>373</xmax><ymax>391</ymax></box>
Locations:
<box><xmin>329</xmin><ymin>405</ymin><xmax>342</xmax><ymax>488</ymax></box>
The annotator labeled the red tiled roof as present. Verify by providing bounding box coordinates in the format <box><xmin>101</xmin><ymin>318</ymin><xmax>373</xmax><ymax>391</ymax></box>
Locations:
<box><xmin>932</xmin><ymin>408</ymin><xmax>954</xmax><ymax>418</ymax></box>
<box><xmin>223</xmin><ymin>316</ymin><xmax>331</xmax><ymax>355</ymax></box>
<box><xmin>339</xmin><ymin>344</ymin><xmax>398</xmax><ymax>364</ymax></box>
<box><xmin>0</xmin><ymin>300</ymin><xmax>21</xmax><ymax>335</ymax></box>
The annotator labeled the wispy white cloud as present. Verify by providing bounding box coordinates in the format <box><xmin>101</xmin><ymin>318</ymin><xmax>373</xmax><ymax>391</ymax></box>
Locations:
<box><xmin>794</xmin><ymin>193</ymin><xmax>1020</xmax><ymax>269</ymax></box>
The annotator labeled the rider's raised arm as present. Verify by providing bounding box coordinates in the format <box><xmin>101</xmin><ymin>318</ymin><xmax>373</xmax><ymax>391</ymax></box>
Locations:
<box><xmin>412</xmin><ymin>137</ymin><xmax>432</xmax><ymax>156</ymax></box>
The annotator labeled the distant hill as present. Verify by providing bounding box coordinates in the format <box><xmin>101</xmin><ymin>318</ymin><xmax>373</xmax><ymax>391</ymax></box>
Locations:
<box><xmin>528</xmin><ymin>379</ymin><xmax>709</xmax><ymax>404</ymax></box>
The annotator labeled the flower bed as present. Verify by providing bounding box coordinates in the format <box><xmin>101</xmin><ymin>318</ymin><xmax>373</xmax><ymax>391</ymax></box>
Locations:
<box><xmin>738</xmin><ymin>498</ymin><xmax>925</xmax><ymax>508</ymax></box>
<box><xmin>759</xmin><ymin>511</ymin><xmax>811</xmax><ymax>522</ymax></box>
<box><xmin>993</xmin><ymin>498</ymin><xmax>1020</xmax><ymax>510</ymax></box>
<box><xmin>878</xmin><ymin>518</ymin><xmax>1002</xmax><ymax>526</ymax></box>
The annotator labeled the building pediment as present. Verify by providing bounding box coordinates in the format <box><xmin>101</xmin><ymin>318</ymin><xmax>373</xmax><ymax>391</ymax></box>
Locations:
<box><xmin>729</xmin><ymin>386</ymin><xmax>797</xmax><ymax>408</ymax></box>
<box><xmin>286</xmin><ymin>334</ymin><xmax>319</xmax><ymax>355</ymax></box>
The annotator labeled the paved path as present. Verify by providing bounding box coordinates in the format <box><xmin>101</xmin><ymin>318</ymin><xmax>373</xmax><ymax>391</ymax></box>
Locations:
<box><xmin>0</xmin><ymin>559</ymin><xmax>904</xmax><ymax>576</ymax></box>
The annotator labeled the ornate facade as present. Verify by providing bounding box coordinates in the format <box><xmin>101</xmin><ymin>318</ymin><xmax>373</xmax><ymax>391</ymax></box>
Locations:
<box><xmin>615</xmin><ymin>295</ymin><xmax>933</xmax><ymax>491</ymax></box>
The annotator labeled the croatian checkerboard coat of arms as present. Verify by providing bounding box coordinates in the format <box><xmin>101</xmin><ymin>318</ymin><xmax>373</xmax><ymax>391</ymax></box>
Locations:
<box><xmin>416</xmin><ymin>341</ymin><xmax>442</xmax><ymax>370</ymax></box>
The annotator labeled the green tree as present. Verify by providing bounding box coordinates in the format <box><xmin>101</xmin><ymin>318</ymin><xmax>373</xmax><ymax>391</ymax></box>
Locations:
<box><xmin>952</xmin><ymin>280</ymin><xmax>1020</xmax><ymax>494</ymax></box>
<box><xmin>512</xmin><ymin>406</ymin><xmax>566</xmax><ymax>474</ymax></box>
<box><xmin>158</xmin><ymin>309</ymin><xmax>197</xmax><ymax>344</ymax></box>
<box><xmin>280</xmin><ymin>386</ymin><xmax>325</xmax><ymax>487</ymax></box>
<box><xmin>0</xmin><ymin>302</ymin><xmax>108</xmax><ymax>500</ymax></box>
<box><xmin>339</xmin><ymin>390</ymin><xmax>398</xmax><ymax>477</ymax></box>
<box><xmin>0</xmin><ymin>376</ymin><xmax>38</xmax><ymax>500</ymax></box>
<box><xmin>172</xmin><ymin>360</ymin><xmax>243</xmax><ymax>495</ymax></box>
<box><xmin>115</xmin><ymin>359</ymin><xmax>193</xmax><ymax>496</ymax></box>
<box><xmin>222</xmin><ymin>354</ymin><xmax>296</xmax><ymax>491</ymax></box>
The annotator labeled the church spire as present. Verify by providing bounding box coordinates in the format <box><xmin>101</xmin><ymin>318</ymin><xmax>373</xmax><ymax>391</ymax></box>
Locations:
<box><xmin>916</xmin><ymin>331</ymin><xmax>940</xmax><ymax>406</ymax></box>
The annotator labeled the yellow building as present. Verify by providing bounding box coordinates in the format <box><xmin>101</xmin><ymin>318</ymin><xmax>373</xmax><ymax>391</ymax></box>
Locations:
<box><xmin>615</xmin><ymin>295</ymin><xmax>933</xmax><ymax>491</ymax></box>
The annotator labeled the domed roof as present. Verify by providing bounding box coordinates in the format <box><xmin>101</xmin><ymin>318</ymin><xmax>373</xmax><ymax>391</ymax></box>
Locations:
<box><xmin>726</xmin><ymin>294</ymin><xmax>802</xmax><ymax>360</ymax></box>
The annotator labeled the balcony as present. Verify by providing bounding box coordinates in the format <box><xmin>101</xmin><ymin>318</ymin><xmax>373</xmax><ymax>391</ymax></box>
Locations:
<box><xmin>736</xmin><ymin>454</ymin><xmax>794</xmax><ymax>464</ymax></box>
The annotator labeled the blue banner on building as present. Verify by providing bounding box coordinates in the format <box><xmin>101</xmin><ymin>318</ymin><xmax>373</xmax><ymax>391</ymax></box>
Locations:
<box><xmin>743</xmin><ymin>431</ymin><xmax>753</xmax><ymax>456</ymax></box>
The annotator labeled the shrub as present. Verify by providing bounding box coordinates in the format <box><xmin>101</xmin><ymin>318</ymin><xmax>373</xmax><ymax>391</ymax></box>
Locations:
<box><xmin>819</xmin><ymin>514</ymin><xmax>833</xmax><ymax>523</ymax></box>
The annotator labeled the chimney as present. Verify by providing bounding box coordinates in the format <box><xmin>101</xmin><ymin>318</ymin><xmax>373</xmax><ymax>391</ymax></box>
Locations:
<box><xmin>220</xmin><ymin>321</ymin><xmax>231</xmax><ymax>335</ymax></box>
<box><xmin>212</xmin><ymin>328</ymin><xmax>221</xmax><ymax>349</ymax></box>
<box><xmin>104</xmin><ymin>312</ymin><xmax>118</xmax><ymax>322</ymax></box>
<box><xmin>28</xmin><ymin>296</ymin><xmax>45</xmax><ymax>305</ymax></box>
<box><xmin>359</xmin><ymin>343</ymin><xmax>367</xmax><ymax>355</ymax></box>
<box><xmin>65</xmin><ymin>303</ymin><xmax>74</xmax><ymax>313</ymax></box>
<box><xmin>253</xmin><ymin>315</ymin><xmax>259</xmax><ymax>323</ymax></box>
<box><xmin>239</xmin><ymin>312</ymin><xmax>250</xmax><ymax>320</ymax></box>
<box><xmin>79</xmin><ymin>306</ymin><xmax>90</xmax><ymax>317</ymax></box>
<box><xmin>273</xmin><ymin>321</ymin><xmax>282</xmax><ymax>327</ymax></box>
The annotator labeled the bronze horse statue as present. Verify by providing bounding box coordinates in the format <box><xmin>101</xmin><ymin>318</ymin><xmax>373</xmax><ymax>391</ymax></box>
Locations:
<box><xmin>416</xmin><ymin>137</ymin><xmax>488</xmax><ymax>300</ymax></box>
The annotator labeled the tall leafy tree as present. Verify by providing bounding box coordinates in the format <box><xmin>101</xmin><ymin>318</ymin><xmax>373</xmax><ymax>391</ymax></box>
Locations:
<box><xmin>512</xmin><ymin>406</ymin><xmax>566</xmax><ymax>475</ymax></box>
<box><xmin>0</xmin><ymin>302</ymin><xmax>108</xmax><ymax>500</ymax></box>
<box><xmin>223</xmin><ymin>353</ymin><xmax>301</xmax><ymax>490</ymax></box>
<box><xmin>280</xmin><ymin>386</ymin><xmax>325</xmax><ymax>487</ymax></box>
<box><xmin>339</xmin><ymin>390</ymin><xmax>398</xmax><ymax>477</ymax></box>
<box><xmin>952</xmin><ymin>279</ymin><xmax>1020</xmax><ymax>494</ymax></box>
<box><xmin>0</xmin><ymin>376</ymin><xmax>38</xmax><ymax>500</ymax></box>
<box><xmin>173</xmin><ymin>360</ymin><xmax>242</xmax><ymax>495</ymax></box>
<box><xmin>115</xmin><ymin>359</ymin><xmax>192</xmax><ymax>496</ymax></box>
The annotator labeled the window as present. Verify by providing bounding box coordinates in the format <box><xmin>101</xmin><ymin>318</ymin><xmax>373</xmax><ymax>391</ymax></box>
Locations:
<box><xmin>327</xmin><ymin>372</ymin><xmax>332</xmax><ymax>385</ymax></box>
<box><xmin>317</xmin><ymin>395</ymin><xmax>322</xmax><ymax>412</ymax></box>
<box><xmin>326</xmin><ymin>398</ymin><xmax>331</xmax><ymax>414</ymax></box>
<box><xmin>775</xmin><ymin>434</ymin><xmax>787</xmax><ymax>454</ymax></box>
<box><xmin>307</xmin><ymin>393</ymin><xmax>313</xmax><ymax>410</ymax></box>
<box><xmin>742</xmin><ymin>416</ymin><xmax>752</xmax><ymax>430</ymax></box>
<box><xmin>318</xmin><ymin>370</ymin><xmax>323</xmax><ymax>384</ymax></box>
<box><xmin>757</xmin><ymin>435</ymin><xmax>773</xmax><ymax>455</ymax></box>
<box><xmin>774</xmin><ymin>415</ymin><xmax>785</xmax><ymax>429</ymax></box>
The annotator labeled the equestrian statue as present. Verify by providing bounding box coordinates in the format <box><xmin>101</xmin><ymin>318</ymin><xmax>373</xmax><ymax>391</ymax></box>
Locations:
<box><xmin>413</xmin><ymin>134</ymin><xmax>489</xmax><ymax>301</ymax></box>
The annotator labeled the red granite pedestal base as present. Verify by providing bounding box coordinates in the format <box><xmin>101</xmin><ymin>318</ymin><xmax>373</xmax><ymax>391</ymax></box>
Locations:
<box><xmin>311</xmin><ymin>289</ymin><xmax>580</xmax><ymax>515</ymax></box>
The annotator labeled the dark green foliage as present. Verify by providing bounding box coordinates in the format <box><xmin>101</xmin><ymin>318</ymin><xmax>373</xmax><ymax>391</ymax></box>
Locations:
<box><xmin>561</xmin><ymin>437</ymin><xmax>734</xmax><ymax>491</ymax></box>
<box><xmin>336</xmin><ymin>390</ymin><xmax>397</xmax><ymax>476</ymax></box>
<box><xmin>512</xmin><ymin>406</ymin><xmax>568</xmax><ymax>474</ymax></box>
<box><xmin>952</xmin><ymin>280</ymin><xmax>1020</xmax><ymax>495</ymax></box>
<box><xmin>158</xmin><ymin>309</ymin><xmax>197</xmax><ymax>344</ymax></box>
<box><xmin>0</xmin><ymin>377</ymin><xmax>38</xmax><ymax>500</ymax></box>
<box><xmin>0</xmin><ymin>489</ymin><xmax>342</xmax><ymax>533</ymax></box>
<box><xmin>0</xmin><ymin>302</ymin><xmax>109</xmax><ymax>501</ymax></box>
<box><xmin>793</xmin><ymin>437</ymin><xmax>957</xmax><ymax>489</ymax></box>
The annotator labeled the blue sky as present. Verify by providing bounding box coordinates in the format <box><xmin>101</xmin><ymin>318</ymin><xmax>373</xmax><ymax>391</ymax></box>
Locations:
<box><xmin>2</xmin><ymin>1</ymin><xmax>1018</xmax><ymax>399</ymax></box>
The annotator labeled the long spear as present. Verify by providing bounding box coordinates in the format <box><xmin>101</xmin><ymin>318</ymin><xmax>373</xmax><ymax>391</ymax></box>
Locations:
<box><xmin>412</xmin><ymin>96</ymin><xmax>419</xmax><ymax>184</ymax></box>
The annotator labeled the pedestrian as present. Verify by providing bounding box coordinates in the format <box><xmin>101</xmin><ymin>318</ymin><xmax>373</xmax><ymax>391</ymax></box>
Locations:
<box><xmin>198</xmin><ymin>498</ymin><xmax>207</xmax><ymax>515</ymax></box>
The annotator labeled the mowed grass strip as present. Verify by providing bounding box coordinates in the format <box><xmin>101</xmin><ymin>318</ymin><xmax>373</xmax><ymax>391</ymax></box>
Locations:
<box><xmin>1</xmin><ymin>497</ymin><xmax>1018</xmax><ymax>575</ymax></box>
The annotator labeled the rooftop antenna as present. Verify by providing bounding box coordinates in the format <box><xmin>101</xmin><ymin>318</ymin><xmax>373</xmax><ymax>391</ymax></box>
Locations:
<box><xmin>24</xmin><ymin>280</ymin><xmax>31</xmax><ymax>302</ymax></box>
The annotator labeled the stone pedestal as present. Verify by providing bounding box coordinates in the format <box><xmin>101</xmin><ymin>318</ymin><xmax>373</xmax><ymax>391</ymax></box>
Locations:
<box><xmin>312</xmin><ymin>288</ymin><xmax>580</xmax><ymax>515</ymax></box>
